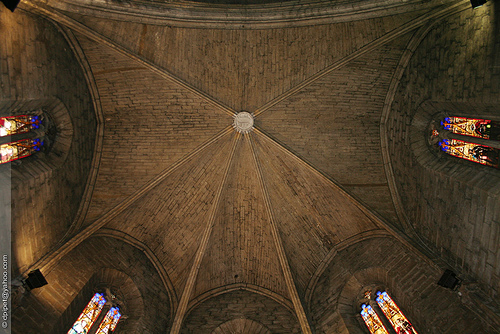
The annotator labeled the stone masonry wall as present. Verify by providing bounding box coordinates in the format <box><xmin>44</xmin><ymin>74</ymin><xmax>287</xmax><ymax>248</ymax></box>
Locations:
<box><xmin>11</xmin><ymin>236</ymin><xmax>171</xmax><ymax>334</ymax></box>
<box><xmin>387</xmin><ymin>3</ymin><xmax>500</xmax><ymax>300</ymax></box>
<box><xmin>0</xmin><ymin>7</ymin><xmax>97</xmax><ymax>275</ymax></box>
<box><xmin>310</xmin><ymin>236</ymin><xmax>496</xmax><ymax>333</ymax></box>
<box><xmin>182</xmin><ymin>289</ymin><xmax>301</xmax><ymax>333</ymax></box>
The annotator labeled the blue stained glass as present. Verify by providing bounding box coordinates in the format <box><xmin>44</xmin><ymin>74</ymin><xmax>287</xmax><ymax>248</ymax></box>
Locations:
<box><xmin>360</xmin><ymin>304</ymin><xmax>389</xmax><ymax>334</ymax></box>
<box><xmin>0</xmin><ymin>115</ymin><xmax>42</xmax><ymax>137</ymax></box>
<box><xmin>439</xmin><ymin>138</ymin><xmax>499</xmax><ymax>168</ymax></box>
<box><xmin>67</xmin><ymin>293</ymin><xmax>106</xmax><ymax>334</ymax></box>
<box><xmin>95</xmin><ymin>307</ymin><xmax>122</xmax><ymax>334</ymax></box>
<box><xmin>0</xmin><ymin>138</ymin><xmax>43</xmax><ymax>164</ymax></box>
<box><xmin>376</xmin><ymin>291</ymin><xmax>418</xmax><ymax>334</ymax></box>
<box><xmin>441</xmin><ymin>117</ymin><xmax>498</xmax><ymax>140</ymax></box>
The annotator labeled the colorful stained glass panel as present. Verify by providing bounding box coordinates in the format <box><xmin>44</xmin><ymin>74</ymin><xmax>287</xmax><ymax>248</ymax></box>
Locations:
<box><xmin>0</xmin><ymin>138</ymin><xmax>43</xmax><ymax>164</ymax></box>
<box><xmin>0</xmin><ymin>115</ymin><xmax>41</xmax><ymax>137</ymax></box>
<box><xmin>67</xmin><ymin>293</ymin><xmax>106</xmax><ymax>334</ymax></box>
<box><xmin>360</xmin><ymin>304</ymin><xmax>389</xmax><ymax>334</ymax></box>
<box><xmin>441</xmin><ymin>117</ymin><xmax>499</xmax><ymax>140</ymax></box>
<box><xmin>375</xmin><ymin>291</ymin><xmax>418</xmax><ymax>334</ymax></box>
<box><xmin>95</xmin><ymin>307</ymin><xmax>121</xmax><ymax>334</ymax></box>
<box><xmin>439</xmin><ymin>139</ymin><xmax>499</xmax><ymax>168</ymax></box>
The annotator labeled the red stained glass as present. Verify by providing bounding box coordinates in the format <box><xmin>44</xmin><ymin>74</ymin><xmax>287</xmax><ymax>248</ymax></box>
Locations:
<box><xmin>439</xmin><ymin>139</ymin><xmax>499</xmax><ymax>168</ymax></box>
<box><xmin>0</xmin><ymin>115</ymin><xmax>41</xmax><ymax>137</ymax></box>
<box><xmin>376</xmin><ymin>291</ymin><xmax>418</xmax><ymax>334</ymax></box>
<box><xmin>441</xmin><ymin>117</ymin><xmax>499</xmax><ymax>140</ymax></box>
<box><xmin>360</xmin><ymin>304</ymin><xmax>390</xmax><ymax>334</ymax></box>
<box><xmin>0</xmin><ymin>138</ymin><xmax>43</xmax><ymax>164</ymax></box>
<box><xmin>95</xmin><ymin>307</ymin><xmax>121</xmax><ymax>334</ymax></box>
<box><xmin>67</xmin><ymin>293</ymin><xmax>106</xmax><ymax>334</ymax></box>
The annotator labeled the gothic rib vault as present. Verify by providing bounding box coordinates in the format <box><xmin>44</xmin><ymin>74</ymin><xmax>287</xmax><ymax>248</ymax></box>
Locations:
<box><xmin>3</xmin><ymin>0</ymin><xmax>500</xmax><ymax>332</ymax></box>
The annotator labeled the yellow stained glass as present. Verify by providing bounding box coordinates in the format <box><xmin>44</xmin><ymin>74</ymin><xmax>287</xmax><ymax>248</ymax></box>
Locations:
<box><xmin>68</xmin><ymin>293</ymin><xmax>106</xmax><ymax>334</ymax></box>
<box><xmin>442</xmin><ymin>117</ymin><xmax>497</xmax><ymax>140</ymax></box>
<box><xmin>360</xmin><ymin>304</ymin><xmax>389</xmax><ymax>334</ymax></box>
<box><xmin>0</xmin><ymin>138</ymin><xmax>42</xmax><ymax>164</ymax></box>
<box><xmin>0</xmin><ymin>115</ymin><xmax>41</xmax><ymax>137</ymax></box>
<box><xmin>375</xmin><ymin>291</ymin><xmax>418</xmax><ymax>334</ymax></box>
<box><xmin>439</xmin><ymin>139</ymin><xmax>499</xmax><ymax>168</ymax></box>
<box><xmin>95</xmin><ymin>307</ymin><xmax>121</xmax><ymax>334</ymax></box>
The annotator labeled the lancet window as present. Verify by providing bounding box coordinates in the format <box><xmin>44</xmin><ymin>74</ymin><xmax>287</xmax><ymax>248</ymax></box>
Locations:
<box><xmin>68</xmin><ymin>293</ymin><xmax>107</xmax><ymax>334</ymax></box>
<box><xmin>360</xmin><ymin>290</ymin><xmax>417</xmax><ymax>334</ymax></box>
<box><xmin>360</xmin><ymin>303</ymin><xmax>390</xmax><ymax>334</ymax></box>
<box><xmin>430</xmin><ymin>116</ymin><xmax>500</xmax><ymax>169</ymax></box>
<box><xmin>441</xmin><ymin>117</ymin><xmax>499</xmax><ymax>140</ymax></box>
<box><xmin>95</xmin><ymin>307</ymin><xmax>122</xmax><ymax>334</ymax></box>
<box><xmin>375</xmin><ymin>291</ymin><xmax>417</xmax><ymax>334</ymax></box>
<box><xmin>68</xmin><ymin>292</ymin><xmax>122</xmax><ymax>334</ymax></box>
<box><xmin>0</xmin><ymin>114</ymin><xmax>48</xmax><ymax>164</ymax></box>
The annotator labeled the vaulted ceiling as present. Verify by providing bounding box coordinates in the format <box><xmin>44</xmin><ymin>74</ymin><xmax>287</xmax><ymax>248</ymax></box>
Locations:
<box><xmin>3</xmin><ymin>0</ymin><xmax>500</xmax><ymax>332</ymax></box>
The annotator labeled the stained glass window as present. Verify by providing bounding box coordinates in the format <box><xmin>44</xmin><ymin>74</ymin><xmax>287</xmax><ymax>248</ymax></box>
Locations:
<box><xmin>439</xmin><ymin>139</ymin><xmax>499</xmax><ymax>168</ymax></box>
<box><xmin>0</xmin><ymin>115</ymin><xmax>41</xmax><ymax>137</ymax></box>
<box><xmin>0</xmin><ymin>138</ymin><xmax>43</xmax><ymax>164</ymax></box>
<box><xmin>360</xmin><ymin>304</ymin><xmax>390</xmax><ymax>334</ymax></box>
<box><xmin>441</xmin><ymin>117</ymin><xmax>499</xmax><ymax>140</ymax></box>
<box><xmin>95</xmin><ymin>307</ymin><xmax>122</xmax><ymax>334</ymax></box>
<box><xmin>375</xmin><ymin>291</ymin><xmax>418</xmax><ymax>334</ymax></box>
<box><xmin>68</xmin><ymin>293</ymin><xmax>107</xmax><ymax>334</ymax></box>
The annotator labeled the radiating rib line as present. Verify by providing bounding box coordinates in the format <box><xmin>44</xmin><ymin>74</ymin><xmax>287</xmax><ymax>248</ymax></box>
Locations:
<box><xmin>253</xmin><ymin>128</ymin><xmax>440</xmax><ymax>268</ymax></box>
<box><xmin>253</xmin><ymin>127</ymin><xmax>391</xmax><ymax>224</ymax></box>
<box><xmin>253</xmin><ymin>0</ymin><xmax>469</xmax><ymax>118</ymax></box>
<box><xmin>23</xmin><ymin>126</ymin><xmax>234</xmax><ymax>277</ymax></box>
<box><xmin>170</xmin><ymin>132</ymin><xmax>239</xmax><ymax>334</ymax></box>
<box><xmin>248</xmin><ymin>132</ymin><xmax>313</xmax><ymax>334</ymax></box>
<box><xmin>21</xmin><ymin>0</ymin><xmax>237</xmax><ymax>117</ymax></box>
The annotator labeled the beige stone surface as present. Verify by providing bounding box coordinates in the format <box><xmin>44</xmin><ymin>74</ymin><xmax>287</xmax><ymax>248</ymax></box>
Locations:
<box><xmin>3</xmin><ymin>0</ymin><xmax>500</xmax><ymax>333</ymax></box>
